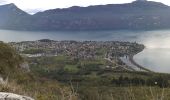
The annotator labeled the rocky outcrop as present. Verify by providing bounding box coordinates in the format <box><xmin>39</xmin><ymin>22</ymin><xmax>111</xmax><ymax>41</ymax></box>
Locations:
<box><xmin>0</xmin><ymin>92</ymin><xmax>34</xmax><ymax>100</ymax></box>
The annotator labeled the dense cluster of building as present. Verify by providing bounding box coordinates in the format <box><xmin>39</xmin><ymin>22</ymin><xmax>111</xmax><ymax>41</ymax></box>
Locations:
<box><xmin>9</xmin><ymin>39</ymin><xmax>144</xmax><ymax>60</ymax></box>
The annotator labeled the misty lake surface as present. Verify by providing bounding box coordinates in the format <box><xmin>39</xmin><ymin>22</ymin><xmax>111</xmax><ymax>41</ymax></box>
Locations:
<box><xmin>0</xmin><ymin>29</ymin><xmax>170</xmax><ymax>73</ymax></box>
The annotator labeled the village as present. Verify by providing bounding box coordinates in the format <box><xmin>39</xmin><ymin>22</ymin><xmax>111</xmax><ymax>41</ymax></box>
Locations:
<box><xmin>9</xmin><ymin>39</ymin><xmax>143</xmax><ymax>59</ymax></box>
<box><xmin>9</xmin><ymin>39</ymin><xmax>145</xmax><ymax>71</ymax></box>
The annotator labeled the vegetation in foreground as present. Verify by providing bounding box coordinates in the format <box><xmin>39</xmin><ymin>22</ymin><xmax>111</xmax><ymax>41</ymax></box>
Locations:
<box><xmin>0</xmin><ymin>42</ymin><xmax>170</xmax><ymax>100</ymax></box>
<box><xmin>27</xmin><ymin>55</ymin><xmax>170</xmax><ymax>100</ymax></box>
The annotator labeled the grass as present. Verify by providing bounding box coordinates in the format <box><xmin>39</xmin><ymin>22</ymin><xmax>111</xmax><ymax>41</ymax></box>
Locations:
<box><xmin>74</xmin><ymin>83</ymin><xmax>170</xmax><ymax>100</ymax></box>
<box><xmin>2</xmin><ymin>42</ymin><xmax>170</xmax><ymax>100</ymax></box>
<box><xmin>64</xmin><ymin>65</ymin><xmax>79</xmax><ymax>73</ymax></box>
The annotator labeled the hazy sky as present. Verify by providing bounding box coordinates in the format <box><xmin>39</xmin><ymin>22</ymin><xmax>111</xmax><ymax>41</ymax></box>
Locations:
<box><xmin>0</xmin><ymin>0</ymin><xmax>169</xmax><ymax>14</ymax></box>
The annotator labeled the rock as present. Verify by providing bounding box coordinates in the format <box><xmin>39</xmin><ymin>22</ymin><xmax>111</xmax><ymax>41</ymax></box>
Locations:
<box><xmin>0</xmin><ymin>92</ymin><xmax>34</xmax><ymax>100</ymax></box>
<box><xmin>0</xmin><ymin>77</ymin><xmax>8</xmax><ymax>85</ymax></box>
<box><xmin>20</xmin><ymin>62</ymin><xmax>30</xmax><ymax>72</ymax></box>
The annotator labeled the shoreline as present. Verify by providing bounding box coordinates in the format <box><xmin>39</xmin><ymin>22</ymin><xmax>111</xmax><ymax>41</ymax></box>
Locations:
<box><xmin>120</xmin><ymin>47</ymin><xmax>153</xmax><ymax>72</ymax></box>
<box><xmin>129</xmin><ymin>54</ymin><xmax>153</xmax><ymax>72</ymax></box>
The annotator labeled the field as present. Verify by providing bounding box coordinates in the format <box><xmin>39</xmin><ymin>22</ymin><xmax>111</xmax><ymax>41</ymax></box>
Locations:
<box><xmin>2</xmin><ymin>41</ymin><xmax>170</xmax><ymax>100</ymax></box>
<box><xmin>20</xmin><ymin>55</ymin><xmax>170</xmax><ymax>100</ymax></box>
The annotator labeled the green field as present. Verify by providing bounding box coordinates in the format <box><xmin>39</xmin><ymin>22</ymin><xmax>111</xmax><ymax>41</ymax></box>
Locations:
<box><xmin>1</xmin><ymin>42</ymin><xmax>170</xmax><ymax>100</ymax></box>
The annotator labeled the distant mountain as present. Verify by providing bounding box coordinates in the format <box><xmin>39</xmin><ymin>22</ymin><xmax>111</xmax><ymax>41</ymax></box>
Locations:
<box><xmin>1</xmin><ymin>0</ymin><xmax>170</xmax><ymax>30</ymax></box>
<box><xmin>0</xmin><ymin>3</ymin><xmax>30</xmax><ymax>30</ymax></box>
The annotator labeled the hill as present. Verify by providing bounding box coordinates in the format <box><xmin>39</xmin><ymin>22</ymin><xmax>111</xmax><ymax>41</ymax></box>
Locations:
<box><xmin>2</xmin><ymin>40</ymin><xmax>170</xmax><ymax>100</ymax></box>
<box><xmin>0</xmin><ymin>3</ymin><xmax>30</xmax><ymax>30</ymax></box>
<box><xmin>0</xmin><ymin>42</ymin><xmax>23</xmax><ymax>76</ymax></box>
<box><xmin>0</xmin><ymin>42</ymin><xmax>76</xmax><ymax>100</ymax></box>
<box><xmin>1</xmin><ymin>1</ymin><xmax>170</xmax><ymax>30</ymax></box>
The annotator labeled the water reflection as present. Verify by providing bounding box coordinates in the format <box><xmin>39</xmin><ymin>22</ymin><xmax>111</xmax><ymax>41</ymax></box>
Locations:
<box><xmin>134</xmin><ymin>48</ymin><xmax>170</xmax><ymax>73</ymax></box>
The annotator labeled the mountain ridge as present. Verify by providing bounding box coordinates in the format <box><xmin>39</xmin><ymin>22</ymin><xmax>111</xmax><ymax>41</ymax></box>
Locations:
<box><xmin>34</xmin><ymin>0</ymin><xmax>169</xmax><ymax>16</ymax></box>
<box><xmin>1</xmin><ymin>1</ymin><xmax>170</xmax><ymax>31</ymax></box>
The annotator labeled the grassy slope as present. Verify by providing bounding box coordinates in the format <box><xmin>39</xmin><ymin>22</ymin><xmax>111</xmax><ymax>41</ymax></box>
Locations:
<box><xmin>0</xmin><ymin>43</ymin><xmax>76</xmax><ymax>100</ymax></box>
<box><xmin>2</xmin><ymin>42</ymin><xmax>170</xmax><ymax>100</ymax></box>
<box><xmin>26</xmin><ymin>55</ymin><xmax>170</xmax><ymax>100</ymax></box>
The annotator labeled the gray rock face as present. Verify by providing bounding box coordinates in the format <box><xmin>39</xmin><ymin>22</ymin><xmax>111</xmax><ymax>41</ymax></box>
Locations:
<box><xmin>0</xmin><ymin>92</ymin><xmax>34</xmax><ymax>100</ymax></box>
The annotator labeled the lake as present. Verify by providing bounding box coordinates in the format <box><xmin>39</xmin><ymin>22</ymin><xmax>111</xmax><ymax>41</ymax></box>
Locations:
<box><xmin>0</xmin><ymin>29</ymin><xmax>170</xmax><ymax>73</ymax></box>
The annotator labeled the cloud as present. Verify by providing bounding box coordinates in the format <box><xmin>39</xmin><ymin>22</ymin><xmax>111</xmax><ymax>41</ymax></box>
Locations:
<box><xmin>25</xmin><ymin>9</ymin><xmax>43</xmax><ymax>14</ymax></box>
<box><xmin>0</xmin><ymin>0</ymin><xmax>7</xmax><ymax>4</ymax></box>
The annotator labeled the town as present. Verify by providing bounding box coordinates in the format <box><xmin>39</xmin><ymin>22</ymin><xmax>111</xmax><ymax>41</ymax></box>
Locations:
<box><xmin>9</xmin><ymin>39</ymin><xmax>144</xmax><ymax>71</ymax></box>
<box><xmin>9</xmin><ymin>39</ymin><xmax>144</xmax><ymax>58</ymax></box>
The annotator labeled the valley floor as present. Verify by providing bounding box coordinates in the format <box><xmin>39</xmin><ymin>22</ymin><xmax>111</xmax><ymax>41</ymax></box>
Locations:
<box><xmin>2</xmin><ymin>40</ymin><xmax>170</xmax><ymax>100</ymax></box>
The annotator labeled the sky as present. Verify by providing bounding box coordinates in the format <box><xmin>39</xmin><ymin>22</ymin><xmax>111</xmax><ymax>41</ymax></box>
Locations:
<box><xmin>0</xmin><ymin>0</ymin><xmax>169</xmax><ymax>14</ymax></box>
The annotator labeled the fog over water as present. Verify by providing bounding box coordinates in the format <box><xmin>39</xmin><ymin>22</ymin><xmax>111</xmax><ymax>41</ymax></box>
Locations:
<box><xmin>0</xmin><ymin>29</ymin><xmax>170</xmax><ymax>73</ymax></box>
